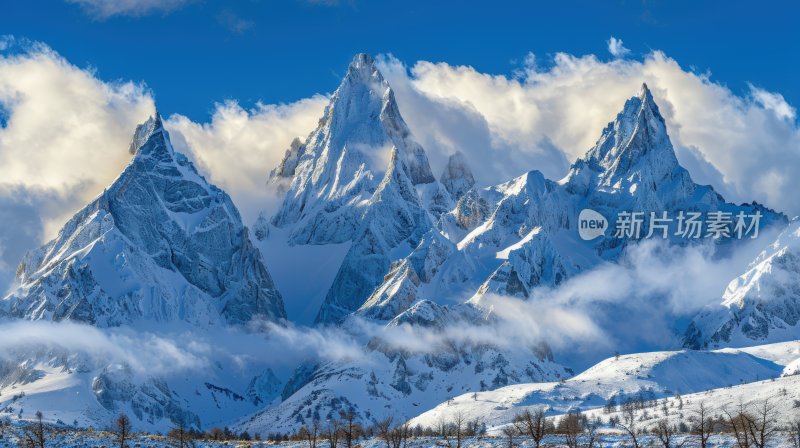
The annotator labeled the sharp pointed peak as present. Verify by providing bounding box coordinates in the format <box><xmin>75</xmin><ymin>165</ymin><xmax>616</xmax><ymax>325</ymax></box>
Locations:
<box><xmin>345</xmin><ymin>53</ymin><xmax>380</xmax><ymax>79</ymax></box>
<box><xmin>635</xmin><ymin>82</ymin><xmax>662</xmax><ymax>116</ymax></box>
<box><xmin>128</xmin><ymin>109</ymin><xmax>168</xmax><ymax>155</ymax></box>
<box><xmin>153</xmin><ymin>109</ymin><xmax>164</xmax><ymax>129</ymax></box>
<box><xmin>638</xmin><ymin>82</ymin><xmax>651</xmax><ymax>98</ymax></box>
<box><xmin>351</xmin><ymin>52</ymin><xmax>375</xmax><ymax>66</ymax></box>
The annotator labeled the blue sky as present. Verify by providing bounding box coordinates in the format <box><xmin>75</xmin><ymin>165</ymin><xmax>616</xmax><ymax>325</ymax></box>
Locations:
<box><xmin>2</xmin><ymin>0</ymin><xmax>798</xmax><ymax>121</ymax></box>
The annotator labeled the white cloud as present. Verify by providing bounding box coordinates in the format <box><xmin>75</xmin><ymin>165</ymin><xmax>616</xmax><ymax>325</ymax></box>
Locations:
<box><xmin>607</xmin><ymin>36</ymin><xmax>631</xmax><ymax>58</ymax></box>
<box><xmin>166</xmin><ymin>96</ymin><xmax>327</xmax><ymax>223</ymax></box>
<box><xmin>0</xmin><ymin>320</ymin><xmax>206</xmax><ymax>374</ymax></box>
<box><xmin>750</xmin><ymin>84</ymin><xmax>797</xmax><ymax>121</ymax></box>
<box><xmin>66</xmin><ymin>0</ymin><xmax>190</xmax><ymax>19</ymax></box>
<box><xmin>0</xmin><ymin>42</ymin><xmax>155</xmax><ymax>292</ymax></box>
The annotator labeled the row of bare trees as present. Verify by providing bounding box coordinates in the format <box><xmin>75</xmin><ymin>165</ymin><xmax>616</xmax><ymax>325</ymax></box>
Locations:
<box><xmin>8</xmin><ymin>396</ymin><xmax>800</xmax><ymax>447</ymax></box>
<box><xmin>290</xmin><ymin>410</ymin><xmax>367</xmax><ymax>448</ymax></box>
<box><xmin>497</xmin><ymin>398</ymin><xmax>800</xmax><ymax>448</ymax></box>
<box><xmin>613</xmin><ymin>398</ymin><xmax>800</xmax><ymax>448</ymax></box>
<box><xmin>290</xmin><ymin>410</ymin><xmax>484</xmax><ymax>448</ymax></box>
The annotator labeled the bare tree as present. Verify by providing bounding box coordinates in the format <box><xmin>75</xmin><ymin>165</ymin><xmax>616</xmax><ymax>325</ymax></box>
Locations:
<box><xmin>305</xmin><ymin>420</ymin><xmax>321</xmax><ymax>448</ymax></box>
<box><xmin>747</xmin><ymin>399</ymin><xmax>779</xmax><ymax>448</ymax></box>
<box><xmin>436</xmin><ymin>412</ymin><xmax>466</xmax><ymax>448</ymax></box>
<box><xmin>339</xmin><ymin>410</ymin><xmax>362</xmax><ymax>448</ymax></box>
<box><xmin>436</xmin><ymin>415</ymin><xmax>453</xmax><ymax>448</ymax></box>
<box><xmin>616</xmin><ymin>419</ymin><xmax>642</xmax><ymax>448</ymax></box>
<box><xmin>375</xmin><ymin>417</ymin><xmax>411</xmax><ymax>448</ymax></box>
<box><xmin>388</xmin><ymin>421</ymin><xmax>411</xmax><ymax>448</ymax></box>
<box><xmin>690</xmin><ymin>401</ymin><xmax>714</xmax><ymax>448</ymax></box>
<box><xmin>622</xmin><ymin>399</ymin><xmax>637</xmax><ymax>427</ymax></box>
<box><xmin>20</xmin><ymin>411</ymin><xmax>46</xmax><ymax>448</ymax></box>
<box><xmin>586</xmin><ymin>422</ymin><xmax>601</xmax><ymax>448</ymax></box>
<box><xmin>513</xmin><ymin>409</ymin><xmax>550</xmax><ymax>448</ymax></box>
<box><xmin>651</xmin><ymin>419</ymin><xmax>681</xmax><ymax>448</ymax></box>
<box><xmin>501</xmin><ymin>425</ymin><xmax>518</xmax><ymax>448</ymax></box>
<box><xmin>451</xmin><ymin>412</ymin><xmax>466</xmax><ymax>448</ymax></box>
<box><xmin>207</xmin><ymin>427</ymin><xmax>224</xmax><ymax>441</ymax></box>
<box><xmin>325</xmin><ymin>416</ymin><xmax>340</xmax><ymax>448</ymax></box>
<box><xmin>114</xmin><ymin>413</ymin><xmax>132</xmax><ymax>448</ymax></box>
<box><xmin>556</xmin><ymin>412</ymin><xmax>583</xmax><ymax>448</ymax></box>
<box><xmin>788</xmin><ymin>417</ymin><xmax>800</xmax><ymax>448</ymax></box>
<box><xmin>0</xmin><ymin>418</ymin><xmax>8</xmax><ymax>440</ymax></box>
<box><xmin>167</xmin><ymin>418</ymin><xmax>195</xmax><ymax>448</ymax></box>
<box><xmin>376</xmin><ymin>417</ymin><xmax>395</xmax><ymax>448</ymax></box>
<box><xmin>723</xmin><ymin>403</ymin><xmax>753</xmax><ymax>448</ymax></box>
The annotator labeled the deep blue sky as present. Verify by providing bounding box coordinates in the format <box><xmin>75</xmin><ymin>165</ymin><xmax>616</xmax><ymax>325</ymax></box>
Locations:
<box><xmin>2</xmin><ymin>0</ymin><xmax>798</xmax><ymax>122</ymax></box>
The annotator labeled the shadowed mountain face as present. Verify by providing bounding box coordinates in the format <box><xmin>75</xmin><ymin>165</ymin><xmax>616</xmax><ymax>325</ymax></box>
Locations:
<box><xmin>2</xmin><ymin>113</ymin><xmax>286</xmax><ymax>327</ymax></box>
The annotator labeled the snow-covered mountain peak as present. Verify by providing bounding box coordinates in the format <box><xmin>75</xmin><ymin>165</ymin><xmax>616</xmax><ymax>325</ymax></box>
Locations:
<box><xmin>270</xmin><ymin>53</ymin><xmax>436</xmax><ymax>244</ymax></box>
<box><xmin>3</xmin><ymin>114</ymin><xmax>286</xmax><ymax>327</ymax></box>
<box><xmin>440</xmin><ymin>151</ymin><xmax>476</xmax><ymax>200</ymax></box>
<box><xmin>127</xmin><ymin>111</ymin><xmax>163</xmax><ymax>155</ymax></box>
<box><xmin>344</xmin><ymin>53</ymin><xmax>381</xmax><ymax>85</ymax></box>
<box><xmin>571</xmin><ymin>82</ymin><xmax>674</xmax><ymax>184</ymax></box>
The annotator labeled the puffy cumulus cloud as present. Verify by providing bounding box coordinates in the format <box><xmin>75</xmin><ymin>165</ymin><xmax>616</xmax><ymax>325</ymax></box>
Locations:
<box><xmin>66</xmin><ymin>0</ymin><xmax>190</xmax><ymax>19</ymax></box>
<box><xmin>166</xmin><ymin>96</ymin><xmax>327</xmax><ymax>222</ymax></box>
<box><xmin>377</xmin><ymin>55</ymin><xmax>571</xmax><ymax>185</ymax></box>
<box><xmin>607</xmin><ymin>36</ymin><xmax>631</xmax><ymax>58</ymax></box>
<box><xmin>378</xmin><ymin>51</ymin><xmax>800</xmax><ymax>217</ymax></box>
<box><xmin>0</xmin><ymin>42</ymin><xmax>155</xmax><ymax>292</ymax></box>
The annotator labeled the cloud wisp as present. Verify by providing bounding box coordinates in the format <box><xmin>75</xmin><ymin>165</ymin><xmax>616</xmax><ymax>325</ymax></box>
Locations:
<box><xmin>66</xmin><ymin>0</ymin><xmax>191</xmax><ymax>19</ymax></box>
<box><xmin>607</xmin><ymin>36</ymin><xmax>631</xmax><ymax>58</ymax></box>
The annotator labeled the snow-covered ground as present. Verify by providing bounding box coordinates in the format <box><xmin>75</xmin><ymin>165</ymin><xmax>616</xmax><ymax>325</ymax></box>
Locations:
<box><xmin>1</xmin><ymin>430</ymin><xmax>798</xmax><ymax>448</ymax></box>
<box><xmin>408</xmin><ymin>342</ymin><xmax>800</xmax><ymax>431</ymax></box>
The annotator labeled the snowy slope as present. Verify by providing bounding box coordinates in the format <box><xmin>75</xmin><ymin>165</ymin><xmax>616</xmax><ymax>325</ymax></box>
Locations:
<box><xmin>407</xmin><ymin>344</ymin><xmax>791</xmax><ymax>430</ymax></box>
<box><xmin>685</xmin><ymin>219</ymin><xmax>800</xmax><ymax>349</ymax></box>
<box><xmin>581</xmin><ymin>370</ymin><xmax>800</xmax><ymax>435</ymax></box>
